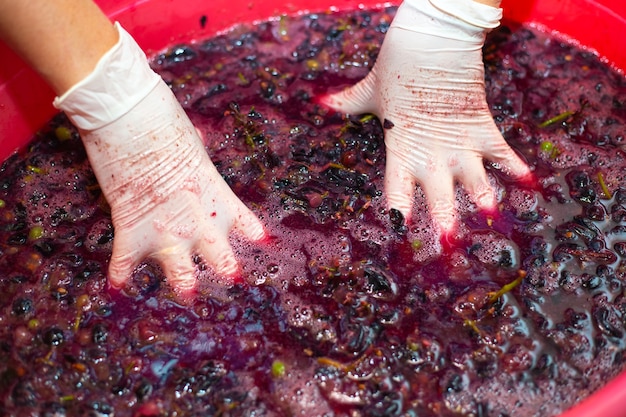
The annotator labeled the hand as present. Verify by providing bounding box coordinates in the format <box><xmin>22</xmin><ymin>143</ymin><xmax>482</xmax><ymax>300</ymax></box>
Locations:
<box><xmin>54</xmin><ymin>24</ymin><xmax>265</xmax><ymax>292</ymax></box>
<box><xmin>320</xmin><ymin>0</ymin><xmax>530</xmax><ymax>233</ymax></box>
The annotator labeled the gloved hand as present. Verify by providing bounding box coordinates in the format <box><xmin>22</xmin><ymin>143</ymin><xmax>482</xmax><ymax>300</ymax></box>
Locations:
<box><xmin>54</xmin><ymin>23</ymin><xmax>266</xmax><ymax>292</ymax></box>
<box><xmin>321</xmin><ymin>0</ymin><xmax>531</xmax><ymax>233</ymax></box>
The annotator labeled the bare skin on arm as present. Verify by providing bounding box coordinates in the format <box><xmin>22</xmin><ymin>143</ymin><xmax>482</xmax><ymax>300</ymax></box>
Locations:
<box><xmin>0</xmin><ymin>0</ymin><xmax>118</xmax><ymax>95</ymax></box>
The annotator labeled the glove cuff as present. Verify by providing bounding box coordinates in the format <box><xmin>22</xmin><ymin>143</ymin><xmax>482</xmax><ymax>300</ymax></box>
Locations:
<box><xmin>428</xmin><ymin>0</ymin><xmax>502</xmax><ymax>29</ymax></box>
<box><xmin>53</xmin><ymin>22</ymin><xmax>161</xmax><ymax>131</ymax></box>
<box><xmin>400</xmin><ymin>0</ymin><xmax>501</xmax><ymax>34</ymax></box>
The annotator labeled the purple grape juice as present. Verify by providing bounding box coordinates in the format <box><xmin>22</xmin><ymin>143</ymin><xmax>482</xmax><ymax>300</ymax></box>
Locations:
<box><xmin>1</xmin><ymin>7</ymin><xmax>626</xmax><ymax>417</ymax></box>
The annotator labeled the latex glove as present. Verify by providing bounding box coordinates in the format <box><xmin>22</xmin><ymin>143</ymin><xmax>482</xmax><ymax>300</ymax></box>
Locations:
<box><xmin>54</xmin><ymin>23</ymin><xmax>266</xmax><ymax>292</ymax></box>
<box><xmin>321</xmin><ymin>0</ymin><xmax>530</xmax><ymax>233</ymax></box>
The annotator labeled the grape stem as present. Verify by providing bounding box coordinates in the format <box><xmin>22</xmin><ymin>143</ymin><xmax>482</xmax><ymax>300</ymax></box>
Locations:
<box><xmin>597</xmin><ymin>171</ymin><xmax>613</xmax><ymax>200</ymax></box>
<box><xmin>487</xmin><ymin>270</ymin><xmax>526</xmax><ymax>304</ymax></box>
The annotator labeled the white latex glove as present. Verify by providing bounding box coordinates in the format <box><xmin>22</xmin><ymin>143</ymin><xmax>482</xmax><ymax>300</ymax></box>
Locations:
<box><xmin>54</xmin><ymin>23</ymin><xmax>266</xmax><ymax>292</ymax></box>
<box><xmin>321</xmin><ymin>0</ymin><xmax>531</xmax><ymax>233</ymax></box>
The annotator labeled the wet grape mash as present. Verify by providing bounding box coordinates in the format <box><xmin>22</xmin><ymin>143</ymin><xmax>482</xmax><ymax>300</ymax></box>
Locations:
<box><xmin>2</xmin><ymin>7</ymin><xmax>626</xmax><ymax>417</ymax></box>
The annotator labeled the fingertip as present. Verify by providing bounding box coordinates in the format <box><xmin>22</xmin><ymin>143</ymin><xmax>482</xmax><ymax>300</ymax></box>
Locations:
<box><xmin>194</xmin><ymin>126</ymin><xmax>207</xmax><ymax>146</ymax></box>
<box><xmin>315</xmin><ymin>92</ymin><xmax>333</xmax><ymax>107</ymax></box>
<box><xmin>515</xmin><ymin>169</ymin><xmax>536</xmax><ymax>186</ymax></box>
<box><xmin>492</xmin><ymin>147</ymin><xmax>532</xmax><ymax>181</ymax></box>
<box><xmin>509</xmin><ymin>161</ymin><xmax>533</xmax><ymax>182</ymax></box>
<box><xmin>384</xmin><ymin>166</ymin><xmax>415</xmax><ymax>221</ymax></box>
<box><xmin>482</xmin><ymin>203</ymin><xmax>500</xmax><ymax>218</ymax></box>
<box><xmin>432</xmin><ymin>209</ymin><xmax>457</xmax><ymax>234</ymax></box>
<box><xmin>162</xmin><ymin>259</ymin><xmax>198</xmax><ymax>293</ymax></box>
<box><xmin>174</xmin><ymin>285</ymin><xmax>197</xmax><ymax>305</ymax></box>
<box><xmin>467</xmin><ymin>179</ymin><xmax>497</xmax><ymax>211</ymax></box>
<box><xmin>317</xmin><ymin>91</ymin><xmax>346</xmax><ymax>113</ymax></box>
<box><xmin>224</xmin><ymin>267</ymin><xmax>245</xmax><ymax>286</ymax></box>
<box><xmin>237</xmin><ymin>211</ymin><xmax>267</xmax><ymax>242</ymax></box>
<box><xmin>107</xmin><ymin>254</ymin><xmax>136</xmax><ymax>290</ymax></box>
<box><xmin>475</xmin><ymin>191</ymin><xmax>497</xmax><ymax>210</ymax></box>
<box><xmin>107</xmin><ymin>276</ymin><xmax>125</xmax><ymax>292</ymax></box>
<box><xmin>318</xmin><ymin>77</ymin><xmax>376</xmax><ymax>115</ymax></box>
<box><xmin>214</xmin><ymin>250</ymin><xmax>239</xmax><ymax>277</ymax></box>
<box><xmin>387</xmin><ymin>194</ymin><xmax>412</xmax><ymax>222</ymax></box>
<box><xmin>197</xmin><ymin>237</ymin><xmax>240</xmax><ymax>281</ymax></box>
<box><xmin>429</xmin><ymin>192</ymin><xmax>458</xmax><ymax>235</ymax></box>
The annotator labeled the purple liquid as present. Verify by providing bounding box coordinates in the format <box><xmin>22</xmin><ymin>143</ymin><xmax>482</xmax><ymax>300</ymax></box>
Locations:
<box><xmin>1</xmin><ymin>7</ymin><xmax>626</xmax><ymax>416</ymax></box>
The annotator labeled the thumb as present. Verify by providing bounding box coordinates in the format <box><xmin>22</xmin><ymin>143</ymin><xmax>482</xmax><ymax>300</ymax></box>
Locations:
<box><xmin>318</xmin><ymin>71</ymin><xmax>378</xmax><ymax>115</ymax></box>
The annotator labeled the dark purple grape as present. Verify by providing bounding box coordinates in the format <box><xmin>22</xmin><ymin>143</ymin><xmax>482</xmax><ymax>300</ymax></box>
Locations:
<box><xmin>42</xmin><ymin>327</ymin><xmax>64</xmax><ymax>346</ymax></box>
<box><xmin>12</xmin><ymin>297</ymin><xmax>33</xmax><ymax>316</ymax></box>
<box><xmin>0</xmin><ymin>8</ymin><xmax>625</xmax><ymax>417</ymax></box>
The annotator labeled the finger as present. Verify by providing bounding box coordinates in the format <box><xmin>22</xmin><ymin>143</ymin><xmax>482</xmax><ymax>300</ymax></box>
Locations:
<box><xmin>420</xmin><ymin>172</ymin><xmax>457</xmax><ymax>233</ymax></box>
<box><xmin>194</xmin><ymin>126</ymin><xmax>208</xmax><ymax>146</ymax></box>
<box><xmin>232</xmin><ymin>205</ymin><xmax>266</xmax><ymax>242</ymax></box>
<box><xmin>156</xmin><ymin>247</ymin><xmax>198</xmax><ymax>292</ymax></box>
<box><xmin>491</xmin><ymin>146</ymin><xmax>531</xmax><ymax>179</ymax></box>
<box><xmin>197</xmin><ymin>235</ymin><xmax>239</xmax><ymax>278</ymax></box>
<box><xmin>384</xmin><ymin>153</ymin><xmax>416</xmax><ymax>221</ymax></box>
<box><xmin>318</xmin><ymin>72</ymin><xmax>377</xmax><ymax>115</ymax></box>
<box><xmin>457</xmin><ymin>155</ymin><xmax>497</xmax><ymax>211</ymax></box>
<box><xmin>108</xmin><ymin>238</ymin><xmax>143</xmax><ymax>289</ymax></box>
<box><xmin>482</xmin><ymin>128</ymin><xmax>531</xmax><ymax>180</ymax></box>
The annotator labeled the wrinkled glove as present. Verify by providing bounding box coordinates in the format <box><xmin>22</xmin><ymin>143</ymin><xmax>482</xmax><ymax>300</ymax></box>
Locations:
<box><xmin>321</xmin><ymin>0</ymin><xmax>530</xmax><ymax>233</ymax></box>
<box><xmin>54</xmin><ymin>23</ymin><xmax>266</xmax><ymax>292</ymax></box>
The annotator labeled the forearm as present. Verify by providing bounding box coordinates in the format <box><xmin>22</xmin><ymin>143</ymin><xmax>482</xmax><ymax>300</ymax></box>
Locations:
<box><xmin>0</xmin><ymin>0</ymin><xmax>118</xmax><ymax>95</ymax></box>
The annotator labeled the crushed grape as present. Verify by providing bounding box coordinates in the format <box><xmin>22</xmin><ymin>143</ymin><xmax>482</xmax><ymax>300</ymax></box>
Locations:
<box><xmin>1</xmin><ymin>7</ymin><xmax>626</xmax><ymax>417</ymax></box>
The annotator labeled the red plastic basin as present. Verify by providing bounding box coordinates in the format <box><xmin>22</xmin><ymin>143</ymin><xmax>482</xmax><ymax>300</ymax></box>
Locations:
<box><xmin>1</xmin><ymin>1</ymin><xmax>625</xmax><ymax>415</ymax></box>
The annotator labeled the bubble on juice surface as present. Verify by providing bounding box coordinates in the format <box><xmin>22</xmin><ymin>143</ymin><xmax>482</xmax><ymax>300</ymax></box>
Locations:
<box><xmin>407</xmin><ymin>225</ymin><xmax>443</xmax><ymax>263</ymax></box>
<box><xmin>265</xmin><ymin>346</ymin><xmax>336</xmax><ymax>416</ymax></box>
<box><xmin>504</xmin><ymin>186</ymin><xmax>538</xmax><ymax>218</ymax></box>
<box><xmin>85</xmin><ymin>218</ymin><xmax>114</xmax><ymax>252</ymax></box>
<box><xmin>233</xmin><ymin>195</ymin><xmax>378</xmax><ymax>288</ymax></box>
<box><xmin>281</xmin><ymin>292</ymin><xmax>337</xmax><ymax>343</ymax></box>
<box><xmin>445</xmin><ymin>249</ymin><xmax>476</xmax><ymax>284</ymax></box>
<box><xmin>469</xmin><ymin>230</ymin><xmax>519</xmax><ymax>269</ymax></box>
<box><xmin>403</xmin><ymin>194</ymin><xmax>444</xmax><ymax>262</ymax></box>
<box><xmin>543</xmin><ymin>141</ymin><xmax>601</xmax><ymax>170</ymax></box>
<box><xmin>17</xmin><ymin>175</ymin><xmax>97</xmax><ymax>232</ymax></box>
